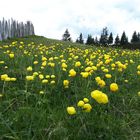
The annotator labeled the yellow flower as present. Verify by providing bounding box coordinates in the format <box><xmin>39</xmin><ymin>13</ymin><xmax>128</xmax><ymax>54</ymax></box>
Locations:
<box><xmin>39</xmin><ymin>91</ymin><xmax>45</xmax><ymax>94</ymax></box>
<box><xmin>46</xmin><ymin>75</ymin><xmax>50</xmax><ymax>79</ymax></box>
<box><xmin>85</xmin><ymin>67</ymin><xmax>92</xmax><ymax>72</ymax></box>
<box><xmin>0</xmin><ymin>94</ymin><xmax>3</xmax><ymax>97</ymax></box>
<box><xmin>97</xmin><ymin>80</ymin><xmax>106</xmax><ymax>88</ymax></box>
<box><xmin>51</xmin><ymin>75</ymin><xmax>55</xmax><ymax>79</ymax></box>
<box><xmin>1</xmin><ymin>74</ymin><xmax>8</xmax><ymax>81</ymax></box>
<box><xmin>83</xmin><ymin>98</ymin><xmax>89</xmax><ymax>103</ymax></box>
<box><xmin>61</xmin><ymin>63</ymin><xmax>67</xmax><ymax>68</ymax></box>
<box><xmin>83</xmin><ymin>103</ymin><xmax>92</xmax><ymax>112</ymax></box>
<box><xmin>80</xmin><ymin>72</ymin><xmax>89</xmax><ymax>78</ymax></box>
<box><xmin>63</xmin><ymin>80</ymin><xmax>69</xmax><ymax>88</ymax></box>
<box><xmin>95</xmin><ymin>77</ymin><xmax>101</xmax><ymax>82</ymax></box>
<box><xmin>124</xmin><ymin>80</ymin><xmax>128</xmax><ymax>83</ymax></box>
<box><xmin>137</xmin><ymin>65</ymin><xmax>140</xmax><ymax>70</ymax></box>
<box><xmin>75</xmin><ymin>61</ymin><xmax>81</xmax><ymax>67</ymax></box>
<box><xmin>138</xmin><ymin>91</ymin><xmax>140</xmax><ymax>96</ymax></box>
<box><xmin>39</xmin><ymin>74</ymin><xmax>44</xmax><ymax>80</ymax></box>
<box><xmin>33</xmin><ymin>61</ymin><xmax>38</xmax><ymax>65</ymax></box>
<box><xmin>92</xmin><ymin>66</ymin><xmax>97</xmax><ymax>71</ymax></box>
<box><xmin>77</xmin><ymin>100</ymin><xmax>85</xmax><ymax>107</ymax></box>
<box><xmin>137</xmin><ymin>71</ymin><xmax>140</xmax><ymax>75</ymax></box>
<box><xmin>42</xmin><ymin>56</ymin><xmax>47</xmax><ymax>61</ymax></box>
<box><xmin>69</xmin><ymin>69</ymin><xmax>76</xmax><ymax>77</ymax></box>
<box><xmin>67</xmin><ymin>106</ymin><xmax>76</xmax><ymax>115</ymax></box>
<box><xmin>5</xmin><ymin>77</ymin><xmax>11</xmax><ymax>82</ymax></box>
<box><xmin>50</xmin><ymin>80</ymin><xmax>55</xmax><ymax>84</ymax></box>
<box><xmin>33</xmin><ymin>72</ymin><xmax>38</xmax><ymax>77</ymax></box>
<box><xmin>111</xmin><ymin>63</ymin><xmax>116</xmax><ymax>68</ymax></box>
<box><xmin>91</xmin><ymin>90</ymin><xmax>108</xmax><ymax>104</ymax></box>
<box><xmin>10</xmin><ymin>78</ymin><xmax>16</xmax><ymax>81</ymax></box>
<box><xmin>110</xmin><ymin>83</ymin><xmax>119</xmax><ymax>92</ymax></box>
<box><xmin>9</xmin><ymin>53</ymin><xmax>14</xmax><ymax>58</ymax></box>
<box><xmin>103</xmin><ymin>68</ymin><xmax>109</xmax><ymax>73</ymax></box>
<box><xmin>42</xmin><ymin>61</ymin><xmax>47</xmax><ymax>66</ymax></box>
<box><xmin>27</xmin><ymin>66</ymin><xmax>32</xmax><ymax>72</ymax></box>
<box><xmin>42</xmin><ymin>79</ymin><xmax>48</xmax><ymax>84</ymax></box>
<box><xmin>105</xmin><ymin>74</ymin><xmax>112</xmax><ymax>78</ymax></box>
<box><xmin>26</xmin><ymin>76</ymin><xmax>34</xmax><ymax>81</ymax></box>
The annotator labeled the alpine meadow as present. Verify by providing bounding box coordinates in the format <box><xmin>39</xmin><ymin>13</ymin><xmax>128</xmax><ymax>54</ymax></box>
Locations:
<box><xmin>0</xmin><ymin>35</ymin><xmax>140</xmax><ymax>139</ymax></box>
<box><xmin>0</xmin><ymin>0</ymin><xmax>140</xmax><ymax>139</ymax></box>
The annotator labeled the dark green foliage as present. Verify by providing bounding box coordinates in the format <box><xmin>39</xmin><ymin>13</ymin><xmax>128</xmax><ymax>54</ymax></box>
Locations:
<box><xmin>99</xmin><ymin>27</ymin><xmax>108</xmax><ymax>46</ymax></box>
<box><xmin>108</xmin><ymin>32</ymin><xmax>113</xmax><ymax>45</ymax></box>
<box><xmin>114</xmin><ymin>35</ymin><xmax>120</xmax><ymax>46</ymax></box>
<box><xmin>131</xmin><ymin>31</ymin><xmax>139</xmax><ymax>43</ymax></box>
<box><xmin>76</xmin><ymin>33</ymin><xmax>84</xmax><ymax>44</ymax></box>
<box><xmin>120</xmin><ymin>31</ymin><xmax>128</xmax><ymax>46</ymax></box>
<box><xmin>86</xmin><ymin>34</ymin><xmax>95</xmax><ymax>45</ymax></box>
<box><xmin>62</xmin><ymin>29</ymin><xmax>71</xmax><ymax>41</ymax></box>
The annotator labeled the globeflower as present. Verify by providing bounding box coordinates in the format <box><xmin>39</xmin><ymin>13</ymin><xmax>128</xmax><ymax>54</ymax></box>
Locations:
<box><xmin>83</xmin><ymin>98</ymin><xmax>89</xmax><ymax>103</ymax></box>
<box><xmin>10</xmin><ymin>78</ymin><xmax>16</xmax><ymax>81</ymax></box>
<box><xmin>26</xmin><ymin>76</ymin><xmax>34</xmax><ymax>81</ymax></box>
<box><xmin>105</xmin><ymin>74</ymin><xmax>112</xmax><ymax>79</ymax></box>
<box><xmin>80</xmin><ymin>72</ymin><xmax>89</xmax><ymax>78</ymax></box>
<box><xmin>61</xmin><ymin>63</ymin><xmax>67</xmax><ymax>68</ymax></box>
<box><xmin>27</xmin><ymin>66</ymin><xmax>32</xmax><ymax>72</ymax></box>
<box><xmin>1</xmin><ymin>74</ymin><xmax>8</xmax><ymax>81</ymax></box>
<box><xmin>63</xmin><ymin>80</ymin><xmax>69</xmax><ymax>88</ymax></box>
<box><xmin>83</xmin><ymin>103</ymin><xmax>92</xmax><ymax>112</ymax></box>
<box><xmin>69</xmin><ymin>69</ymin><xmax>76</xmax><ymax>77</ymax></box>
<box><xmin>95</xmin><ymin>77</ymin><xmax>101</xmax><ymax>82</ymax></box>
<box><xmin>98</xmin><ymin>80</ymin><xmax>106</xmax><ymax>88</ymax></box>
<box><xmin>9</xmin><ymin>53</ymin><xmax>14</xmax><ymax>58</ymax></box>
<box><xmin>137</xmin><ymin>65</ymin><xmax>140</xmax><ymax>70</ymax></box>
<box><xmin>67</xmin><ymin>106</ymin><xmax>76</xmax><ymax>115</ymax></box>
<box><xmin>91</xmin><ymin>90</ymin><xmax>108</xmax><ymax>104</ymax></box>
<box><xmin>75</xmin><ymin>61</ymin><xmax>81</xmax><ymax>67</ymax></box>
<box><xmin>77</xmin><ymin>100</ymin><xmax>85</xmax><ymax>107</ymax></box>
<box><xmin>110</xmin><ymin>83</ymin><xmax>119</xmax><ymax>92</ymax></box>
<box><xmin>42</xmin><ymin>79</ymin><xmax>48</xmax><ymax>84</ymax></box>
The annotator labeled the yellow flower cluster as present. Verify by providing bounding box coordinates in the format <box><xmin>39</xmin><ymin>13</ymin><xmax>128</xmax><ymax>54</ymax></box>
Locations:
<box><xmin>91</xmin><ymin>90</ymin><xmax>108</xmax><ymax>104</ymax></box>
<box><xmin>110</xmin><ymin>83</ymin><xmax>119</xmax><ymax>92</ymax></box>
<box><xmin>95</xmin><ymin>77</ymin><xmax>106</xmax><ymax>88</ymax></box>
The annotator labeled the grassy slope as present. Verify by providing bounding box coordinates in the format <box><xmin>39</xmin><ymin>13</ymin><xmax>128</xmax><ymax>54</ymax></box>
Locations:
<box><xmin>0</xmin><ymin>36</ymin><xmax>140</xmax><ymax>140</ymax></box>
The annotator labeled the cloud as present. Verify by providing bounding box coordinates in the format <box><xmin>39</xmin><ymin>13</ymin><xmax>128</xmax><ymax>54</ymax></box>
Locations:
<box><xmin>0</xmin><ymin>0</ymin><xmax>140</xmax><ymax>41</ymax></box>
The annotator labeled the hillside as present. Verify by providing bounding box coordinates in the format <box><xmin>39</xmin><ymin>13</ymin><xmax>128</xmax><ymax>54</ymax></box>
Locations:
<box><xmin>0</xmin><ymin>36</ymin><xmax>140</xmax><ymax>140</ymax></box>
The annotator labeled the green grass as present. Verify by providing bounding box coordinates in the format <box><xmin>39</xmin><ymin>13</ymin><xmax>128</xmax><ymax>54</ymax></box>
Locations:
<box><xmin>0</xmin><ymin>36</ymin><xmax>140</xmax><ymax>140</ymax></box>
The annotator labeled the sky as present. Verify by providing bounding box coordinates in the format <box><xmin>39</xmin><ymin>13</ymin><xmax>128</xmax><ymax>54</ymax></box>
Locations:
<box><xmin>0</xmin><ymin>0</ymin><xmax>140</xmax><ymax>41</ymax></box>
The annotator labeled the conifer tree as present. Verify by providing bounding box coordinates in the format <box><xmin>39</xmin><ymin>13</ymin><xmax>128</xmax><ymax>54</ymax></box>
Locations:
<box><xmin>99</xmin><ymin>27</ymin><xmax>108</xmax><ymax>46</ymax></box>
<box><xmin>62</xmin><ymin>29</ymin><xmax>71</xmax><ymax>41</ymax></box>
<box><xmin>120</xmin><ymin>32</ymin><xmax>128</xmax><ymax>45</ymax></box>
<box><xmin>108</xmin><ymin>32</ymin><xmax>113</xmax><ymax>45</ymax></box>
<box><xmin>115</xmin><ymin>35</ymin><xmax>120</xmax><ymax>46</ymax></box>
<box><xmin>131</xmin><ymin>31</ymin><xmax>139</xmax><ymax>43</ymax></box>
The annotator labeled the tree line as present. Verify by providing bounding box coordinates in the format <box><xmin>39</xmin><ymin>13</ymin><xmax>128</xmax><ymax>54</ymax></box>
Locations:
<box><xmin>0</xmin><ymin>18</ymin><xmax>35</xmax><ymax>41</ymax></box>
<box><xmin>62</xmin><ymin>28</ymin><xmax>140</xmax><ymax>49</ymax></box>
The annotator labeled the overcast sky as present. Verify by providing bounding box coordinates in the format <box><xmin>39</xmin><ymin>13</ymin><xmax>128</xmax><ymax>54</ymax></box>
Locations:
<box><xmin>0</xmin><ymin>0</ymin><xmax>140</xmax><ymax>41</ymax></box>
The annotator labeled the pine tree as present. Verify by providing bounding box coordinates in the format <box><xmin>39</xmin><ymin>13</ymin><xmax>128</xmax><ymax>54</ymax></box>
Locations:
<box><xmin>86</xmin><ymin>35</ymin><xmax>94</xmax><ymax>45</ymax></box>
<box><xmin>120</xmin><ymin>32</ymin><xmax>128</xmax><ymax>45</ymax></box>
<box><xmin>62</xmin><ymin>29</ymin><xmax>71</xmax><ymax>41</ymax></box>
<box><xmin>79</xmin><ymin>33</ymin><xmax>84</xmax><ymax>44</ymax></box>
<box><xmin>131</xmin><ymin>31</ymin><xmax>139</xmax><ymax>43</ymax></box>
<box><xmin>99</xmin><ymin>27</ymin><xmax>108</xmax><ymax>46</ymax></box>
<box><xmin>115</xmin><ymin>35</ymin><xmax>120</xmax><ymax>46</ymax></box>
<box><xmin>76</xmin><ymin>33</ymin><xmax>84</xmax><ymax>44</ymax></box>
<box><xmin>108</xmin><ymin>32</ymin><xmax>113</xmax><ymax>45</ymax></box>
<box><xmin>95</xmin><ymin>37</ymin><xmax>99</xmax><ymax>45</ymax></box>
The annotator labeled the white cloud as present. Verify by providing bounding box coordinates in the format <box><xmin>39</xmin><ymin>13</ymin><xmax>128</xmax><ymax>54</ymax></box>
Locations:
<box><xmin>0</xmin><ymin>0</ymin><xmax>140</xmax><ymax>41</ymax></box>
